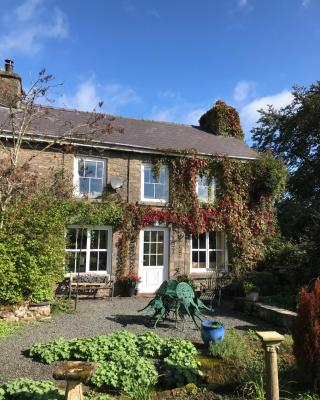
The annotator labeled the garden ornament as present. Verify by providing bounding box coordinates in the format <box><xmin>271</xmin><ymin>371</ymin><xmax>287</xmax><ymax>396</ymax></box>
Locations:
<box><xmin>139</xmin><ymin>279</ymin><xmax>210</xmax><ymax>329</ymax></box>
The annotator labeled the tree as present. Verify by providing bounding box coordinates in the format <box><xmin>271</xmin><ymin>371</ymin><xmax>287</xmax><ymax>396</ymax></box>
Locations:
<box><xmin>252</xmin><ymin>82</ymin><xmax>320</xmax><ymax>241</ymax></box>
<box><xmin>0</xmin><ymin>69</ymin><xmax>120</xmax><ymax>228</ymax></box>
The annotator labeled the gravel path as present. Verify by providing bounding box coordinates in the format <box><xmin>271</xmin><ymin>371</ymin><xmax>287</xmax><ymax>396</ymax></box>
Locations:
<box><xmin>0</xmin><ymin>298</ymin><xmax>274</xmax><ymax>384</ymax></box>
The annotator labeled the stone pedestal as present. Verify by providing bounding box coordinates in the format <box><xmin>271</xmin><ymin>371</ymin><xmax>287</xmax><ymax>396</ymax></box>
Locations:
<box><xmin>256</xmin><ymin>331</ymin><xmax>284</xmax><ymax>400</ymax></box>
<box><xmin>53</xmin><ymin>361</ymin><xmax>96</xmax><ymax>400</ymax></box>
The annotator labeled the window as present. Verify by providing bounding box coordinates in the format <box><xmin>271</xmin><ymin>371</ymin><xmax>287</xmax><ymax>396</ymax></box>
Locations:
<box><xmin>191</xmin><ymin>232</ymin><xmax>227</xmax><ymax>272</ymax></box>
<box><xmin>74</xmin><ymin>157</ymin><xmax>106</xmax><ymax>198</ymax></box>
<box><xmin>66</xmin><ymin>226</ymin><xmax>111</xmax><ymax>273</ymax></box>
<box><xmin>143</xmin><ymin>230</ymin><xmax>164</xmax><ymax>267</ymax></box>
<box><xmin>141</xmin><ymin>164</ymin><xmax>168</xmax><ymax>202</ymax></box>
<box><xmin>196</xmin><ymin>175</ymin><xmax>215</xmax><ymax>202</ymax></box>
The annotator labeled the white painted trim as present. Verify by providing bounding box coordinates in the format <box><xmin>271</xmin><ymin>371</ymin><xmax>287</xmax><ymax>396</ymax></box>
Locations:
<box><xmin>190</xmin><ymin>231</ymin><xmax>228</xmax><ymax>273</ymax></box>
<box><xmin>140</xmin><ymin>163</ymin><xmax>169</xmax><ymax>203</ymax></box>
<box><xmin>138</xmin><ymin>227</ymin><xmax>169</xmax><ymax>293</ymax></box>
<box><xmin>66</xmin><ymin>225</ymin><xmax>112</xmax><ymax>274</ymax></box>
<box><xmin>73</xmin><ymin>156</ymin><xmax>106</xmax><ymax>199</ymax></box>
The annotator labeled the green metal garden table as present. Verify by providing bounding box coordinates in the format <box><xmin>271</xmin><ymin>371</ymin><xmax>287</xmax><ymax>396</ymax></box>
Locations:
<box><xmin>139</xmin><ymin>279</ymin><xmax>210</xmax><ymax>329</ymax></box>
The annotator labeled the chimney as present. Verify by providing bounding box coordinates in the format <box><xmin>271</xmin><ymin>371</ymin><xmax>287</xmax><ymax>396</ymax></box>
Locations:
<box><xmin>0</xmin><ymin>59</ymin><xmax>22</xmax><ymax>108</ymax></box>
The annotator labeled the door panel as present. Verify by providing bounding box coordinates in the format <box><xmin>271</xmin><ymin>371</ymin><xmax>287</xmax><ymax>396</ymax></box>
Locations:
<box><xmin>139</xmin><ymin>228</ymin><xmax>168</xmax><ymax>293</ymax></box>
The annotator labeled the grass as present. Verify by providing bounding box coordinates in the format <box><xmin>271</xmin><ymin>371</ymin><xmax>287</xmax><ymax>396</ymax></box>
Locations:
<box><xmin>0</xmin><ymin>320</ymin><xmax>21</xmax><ymax>340</ymax></box>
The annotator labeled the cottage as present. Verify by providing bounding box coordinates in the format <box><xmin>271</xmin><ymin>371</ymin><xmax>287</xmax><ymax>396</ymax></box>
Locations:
<box><xmin>0</xmin><ymin>60</ymin><xmax>261</xmax><ymax>295</ymax></box>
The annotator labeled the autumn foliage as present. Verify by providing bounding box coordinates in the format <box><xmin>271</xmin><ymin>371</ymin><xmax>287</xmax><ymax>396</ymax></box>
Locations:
<box><xmin>293</xmin><ymin>278</ymin><xmax>320</xmax><ymax>393</ymax></box>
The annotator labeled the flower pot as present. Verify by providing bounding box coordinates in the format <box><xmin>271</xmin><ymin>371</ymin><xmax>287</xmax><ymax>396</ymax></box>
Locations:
<box><xmin>246</xmin><ymin>291</ymin><xmax>259</xmax><ymax>302</ymax></box>
<box><xmin>201</xmin><ymin>320</ymin><xmax>225</xmax><ymax>345</ymax></box>
<box><xmin>127</xmin><ymin>286</ymin><xmax>136</xmax><ymax>297</ymax></box>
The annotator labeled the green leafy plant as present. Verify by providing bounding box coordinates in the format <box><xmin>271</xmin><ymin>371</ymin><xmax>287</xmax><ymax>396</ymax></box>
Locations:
<box><xmin>209</xmin><ymin>328</ymin><xmax>249</xmax><ymax>362</ymax></box>
<box><xmin>1</xmin><ymin>378</ymin><xmax>64</xmax><ymax>399</ymax></box>
<box><xmin>0</xmin><ymin>320</ymin><xmax>21</xmax><ymax>340</ymax></box>
<box><xmin>29</xmin><ymin>337</ymin><xmax>71</xmax><ymax>364</ymax></box>
<box><xmin>243</xmin><ymin>281</ymin><xmax>259</xmax><ymax>294</ymax></box>
<box><xmin>136</xmin><ymin>332</ymin><xmax>165</xmax><ymax>358</ymax></box>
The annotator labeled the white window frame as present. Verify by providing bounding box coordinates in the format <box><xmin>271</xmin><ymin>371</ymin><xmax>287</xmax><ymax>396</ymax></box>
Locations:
<box><xmin>66</xmin><ymin>225</ymin><xmax>112</xmax><ymax>274</ymax></box>
<box><xmin>196</xmin><ymin>175</ymin><xmax>216</xmax><ymax>202</ymax></box>
<box><xmin>73</xmin><ymin>156</ymin><xmax>106</xmax><ymax>199</ymax></box>
<box><xmin>190</xmin><ymin>231</ymin><xmax>227</xmax><ymax>273</ymax></box>
<box><xmin>141</xmin><ymin>163</ymin><xmax>169</xmax><ymax>203</ymax></box>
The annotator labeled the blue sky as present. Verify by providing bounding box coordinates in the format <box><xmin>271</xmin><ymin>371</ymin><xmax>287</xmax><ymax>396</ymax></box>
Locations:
<box><xmin>1</xmin><ymin>0</ymin><xmax>320</xmax><ymax>143</ymax></box>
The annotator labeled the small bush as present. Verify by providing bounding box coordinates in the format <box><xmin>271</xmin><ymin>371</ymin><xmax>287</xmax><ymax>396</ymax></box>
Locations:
<box><xmin>0</xmin><ymin>320</ymin><xmax>20</xmax><ymax>340</ymax></box>
<box><xmin>1</xmin><ymin>378</ymin><xmax>63</xmax><ymax>399</ymax></box>
<box><xmin>208</xmin><ymin>328</ymin><xmax>249</xmax><ymax>364</ymax></box>
<box><xmin>293</xmin><ymin>278</ymin><xmax>320</xmax><ymax>393</ymax></box>
<box><xmin>136</xmin><ymin>332</ymin><xmax>164</xmax><ymax>358</ymax></box>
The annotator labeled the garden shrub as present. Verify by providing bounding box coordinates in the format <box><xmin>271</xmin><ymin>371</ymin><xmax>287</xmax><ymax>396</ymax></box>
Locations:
<box><xmin>293</xmin><ymin>278</ymin><xmax>320</xmax><ymax>393</ymax></box>
<box><xmin>209</xmin><ymin>328</ymin><xmax>250</xmax><ymax>363</ymax></box>
<box><xmin>136</xmin><ymin>332</ymin><xmax>164</xmax><ymax>357</ymax></box>
<box><xmin>0</xmin><ymin>378</ymin><xmax>63</xmax><ymax>399</ymax></box>
<box><xmin>29</xmin><ymin>331</ymin><xmax>201</xmax><ymax>394</ymax></box>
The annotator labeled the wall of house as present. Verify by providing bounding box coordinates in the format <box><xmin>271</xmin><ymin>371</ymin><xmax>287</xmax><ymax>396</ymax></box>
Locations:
<box><xmin>1</xmin><ymin>144</ymin><xmax>216</xmax><ymax>288</ymax></box>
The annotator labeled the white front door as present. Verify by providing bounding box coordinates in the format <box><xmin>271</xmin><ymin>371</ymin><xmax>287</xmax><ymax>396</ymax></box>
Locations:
<box><xmin>139</xmin><ymin>228</ymin><xmax>168</xmax><ymax>293</ymax></box>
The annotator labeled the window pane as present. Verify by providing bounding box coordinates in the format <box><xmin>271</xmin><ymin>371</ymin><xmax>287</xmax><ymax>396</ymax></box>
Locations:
<box><xmin>209</xmin><ymin>251</ymin><xmax>217</xmax><ymax>268</ymax></box>
<box><xmin>159</xmin><ymin>168</ymin><xmax>166</xmax><ymax>183</ymax></box>
<box><xmin>90</xmin><ymin>230</ymin><xmax>99</xmax><ymax>249</ymax></box>
<box><xmin>144</xmin><ymin>183</ymin><xmax>154</xmax><ymax>198</ymax></box>
<box><xmin>151</xmin><ymin>231</ymin><xmax>157</xmax><ymax>242</ymax></box>
<box><xmin>198</xmin><ymin>186</ymin><xmax>208</xmax><ymax>201</ymax></box>
<box><xmin>157</xmin><ymin>254</ymin><xmax>163</xmax><ymax>266</ymax></box>
<box><xmin>192</xmin><ymin>235</ymin><xmax>198</xmax><ymax>249</ymax></box>
<box><xmin>192</xmin><ymin>251</ymin><xmax>199</xmax><ymax>268</ymax></box>
<box><xmin>157</xmin><ymin>241</ymin><xmax>163</xmax><ymax>254</ymax></box>
<box><xmin>144</xmin><ymin>231</ymin><xmax>150</xmax><ymax>242</ymax></box>
<box><xmin>150</xmin><ymin>242</ymin><xmax>157</xmax><ymax>254</ymax></box>
<box><xmin>76</xmin><ymin>229</ymin><xmax>87</xmax><ymax>250</ymax></box>
<box><xmin>209</xmin><ymin>180</ymin><xmax>215</xmax><ymax>201</ymax></box>
<box><xmin>216</xmin><ymin>251</ymin><xmax>225</xmax><ymax>270</ymax></box>
<box><xmin>67</xmin><ymin>229</ymin><xmax>77</xmax><ymax>249</ymax></box>
<box><xmin>144</xmin><ymin>167</ymin><xmax>151</xmax><ymax>183</ymax></box>
<box><xmin>199</xmin><ymin>233</ymin><xmax>206</xmax><ymax>249</ymax></box>
<box><xmin>150</xmin><ymin>255</ymin><xmax>157</xmax><ymax>266</ymax></box>
<box><xmin>67</xmin><ymin>253</ymin><xmax>76</xmax><ymax>272</ymax></box>
<box><xmin>98</xmin><ymin>252</ymin><xmax>107</xmax><ymax>271</ymax></box>
<box><xmin>143</xmin><ymin>254</ymin><xmax>149</xmax><ymax>266</ymax></box>
<box><xmin>89</xmin><ymin>252</ymin><xmax>98</xmax><ymax>271</ymax></box>
<box><xmin>199</xmin><ymin>250</ymin><xmax>206</xmax><ymax>265</ymax></box>
<box><xmin>209</xmin><ymin>232</ymin><xmax>216</xmax><ymax>250</ymax></box>
<box><xmin>76</xmin><ymin>252</ymin><xmax>86</xmax><ymax>273</ymax></box>
<box><xmin>99</xmin><ymin>230</ymin><xmax>108</xmax><ymax>249</ymax></box>
<box><xmin>155</xmin><ymin>184</ymin><xmax>165</xmax><ymax>199</ymax></box>
<box><xmin>97</xmin><ymin>162</ymin><xmax>104</xmax><ymax>178</ymax></box>
<box><xmin>78</xmin><ymin>159</ymin><xmax>84</xmax><ymax>177</ymax></box>
<box><xmin>84</xmin><ymin>161</ymin><xmax>96</xmax><ymax>177</ymax></box>
<box><xmin>216</xmin><ymin>232</ymin><xmax>224</xmax><ymax>250</ymax></box>
<box><xmin>90</xmin><ymin>178</ymin><xmax>102</xmax><ymax>194</ymax></box>
<box><xmin>158</xmin><ymin>231</ymin><xmax>164</xmax><ymax>242</ymax></box>
<box><xmin>144</xmin><ymin>242</ymin><xmax>149</xmax><ymax>255</ymax></box>
<box><xmin>79</xmin><ymin>177</ymin><xmax>89</xmax><ymax>193</ymax></box>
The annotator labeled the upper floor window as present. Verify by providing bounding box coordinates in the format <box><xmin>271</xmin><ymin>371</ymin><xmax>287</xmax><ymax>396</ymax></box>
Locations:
<box><xmin>191</xmin><ymin>231</ymin><xmax>226</xmax><ymax>272</ymax></box>
<box><xmin>141</xmin><ymin>164</ymin><xmax>169</xmax><ymax>202</ymax></box>
<box><xmin>196</xmin><ymin>175</ymin><xmax>215</xmax><ymax>202</ymax></box>
<box><xmin>74</xmin><ymin>157</ymin><xmax>106</xmax><ymax>198</ymax></box>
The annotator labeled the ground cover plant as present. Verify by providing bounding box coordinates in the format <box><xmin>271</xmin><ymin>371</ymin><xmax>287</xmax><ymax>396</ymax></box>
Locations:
<box><xmin>0</xmin><ymin>321</ymin><xmax>21</xmax><ymax>340</ymax></box>
<box><xmin>28</xmin><ymin>330</ymin><xmax>202</xmax><ymax>397</ymax></box>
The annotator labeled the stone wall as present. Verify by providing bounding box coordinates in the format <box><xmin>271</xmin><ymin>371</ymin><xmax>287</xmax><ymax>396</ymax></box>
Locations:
<box><xmin>0</xmin><ymin>302</ymin><xmax>51</xmax><ymax>322</ymax></box>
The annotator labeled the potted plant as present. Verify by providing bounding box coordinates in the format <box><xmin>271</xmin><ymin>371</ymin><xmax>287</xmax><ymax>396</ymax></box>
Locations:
<box><xmin>118</xmin><ymin>273</ymin><xmax>142</xmax><ymax>297</ymax></box>
<box><xmin>201</xmin><ymin>320</ymin><xmax>225</xmax><ymax>345</ymax></box>
<box><xmin>243</xmin><ymin>281</ymin><xmax>260</xmax><ymax>302</ymax></box>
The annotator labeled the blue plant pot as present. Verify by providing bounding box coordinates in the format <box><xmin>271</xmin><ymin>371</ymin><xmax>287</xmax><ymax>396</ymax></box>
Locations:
<box><xmin>201</xmin><ymin>320</ymin><xmax>225</xmax><ymax>345</ymax></box>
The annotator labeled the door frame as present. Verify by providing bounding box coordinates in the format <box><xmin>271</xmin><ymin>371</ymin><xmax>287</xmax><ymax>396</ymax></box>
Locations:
<box><xmin>138</xmin><ymin>227</ymin><xmax>169</xmax><ymax>293</ymax></box>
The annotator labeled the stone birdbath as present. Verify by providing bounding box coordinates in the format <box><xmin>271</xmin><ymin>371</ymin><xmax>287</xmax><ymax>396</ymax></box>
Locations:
<box><xmin>53</xmin><ymin>361</ymin><xmax>97</xmax><ymax>400</ymax></box>
<box><xmin>256</xmin><ymin>331</ymin><xmax>284</xmax><ymax>400</ymax></box>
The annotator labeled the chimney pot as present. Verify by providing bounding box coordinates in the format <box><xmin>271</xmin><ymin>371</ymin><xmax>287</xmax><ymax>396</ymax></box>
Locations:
<box><xmin>4</xmin><ymin>59</ymin><xmax>14</xmax><ymax>73</ymax></box>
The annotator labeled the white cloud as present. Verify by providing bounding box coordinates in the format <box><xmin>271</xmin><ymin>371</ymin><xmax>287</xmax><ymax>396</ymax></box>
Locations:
<box><xmin>0</xmin><ymin>1</ymin><xmax>68</xmax><ymax>56</ymax></box>
<box><xmin>147</xmin><ymin>9</ymin><xmax>160</xmax><ymax>18</ymax></box>
<box><xmin>302</xmin><ymin>0</ymin><xmax>310</xmax><ymax>7</ymax></box>
<box><xmin>59</xmin><ymin>79</ymin><xmax>141</xmax><ymax>113</ymax></box>
<box><xmin>233</xmin><ymin>80</ymin><xmax>255</xmax><ymax>102</ymax></box>
<box><xmin>184</xmin><ymin>108</ymin><xmax>206</xmax><ymax>125</ymax></box>
<box><xmin>151</xmin><ymin>104</ymin><xmax>205</xmax><ymax>125</ymax></box>
<box><xmin>241</xmin><ymin>90</ymin><xmax>293</xmax><ymax>127</ymax></box>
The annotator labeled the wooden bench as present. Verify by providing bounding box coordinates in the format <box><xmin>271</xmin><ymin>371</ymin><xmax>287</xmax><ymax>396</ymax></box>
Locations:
<box><xmin>68</xmin><ymin>274</ymin><xmax>114</xmax><ymax>300</ymax></box>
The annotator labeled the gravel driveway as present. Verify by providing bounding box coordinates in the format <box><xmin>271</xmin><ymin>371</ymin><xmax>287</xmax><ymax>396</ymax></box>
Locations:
<box><xmin>0</xmin><ymin>298</ymin><xmax>274</xmax><ymax>384</ymax></box>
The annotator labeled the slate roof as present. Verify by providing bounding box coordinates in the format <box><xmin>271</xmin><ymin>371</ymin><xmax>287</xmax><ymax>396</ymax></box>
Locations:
<box><xmin>0</xmin><ymin>105</ymin><xmax>257</xmax><ymax>159</ymax></box>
